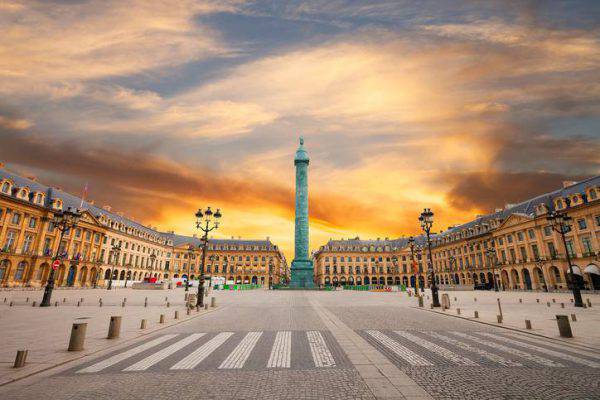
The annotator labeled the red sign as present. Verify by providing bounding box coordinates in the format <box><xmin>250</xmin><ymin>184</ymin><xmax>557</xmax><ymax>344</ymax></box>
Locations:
<box><xmin>52</xmin><ymin>260</ymin><xmax>60</xmax><ymax>270</ymax></box>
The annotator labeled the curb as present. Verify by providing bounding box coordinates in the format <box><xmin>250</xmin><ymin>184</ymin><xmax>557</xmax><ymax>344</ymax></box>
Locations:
<box><xmin>0</xmin><ymin>304</ymin><xmax>227</xmax><ymax>388</ymax></box>
<box><xmin>412</xmin><ymin>305</ymin><xmax>600</xmax><ymax>354</ymax></box>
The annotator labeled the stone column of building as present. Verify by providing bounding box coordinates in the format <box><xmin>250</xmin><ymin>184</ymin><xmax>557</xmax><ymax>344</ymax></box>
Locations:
<box><xmin>290</xmin><ymin>137</ymin><xmax>314</xmax><ymax>288</ymax></box>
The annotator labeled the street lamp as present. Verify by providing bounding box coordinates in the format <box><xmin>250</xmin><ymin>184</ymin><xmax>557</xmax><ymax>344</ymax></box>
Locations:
<box><xmin>268</xmin><ymin>259</ymin><xmax>274</xmax><ymax>289</ymax></box>
<box><xmin>419</xmin><ymin>208</ymin><xmax>441</xmax><ymax>307</ymax></box>
<box><xmin>485</xmin><ymin>247</ymin><xmax>499</xmax><ymax>292</ymax></box>
<box><xmin>108</xmin><ymin>243</ymin><xmax>121</xmax><ymax>290</ymax></box>
<box><xmin>547</xmin><ymin>210</ymin><xmax>583</xmax><ymax>307</ymax></box>
<box><xmin>194</xmin><ymin>206</ymin><xmax>222</xmax><ymax>307</ymax></box>
<box><xmin>186</xmin><ymin>245</ymin><xmax>194</xmax><ymax>292</ymax></box>
<box><xmin>40</xmin><ymin>207</ymin><xmax>82</xmax><ymax>307</ymax></box>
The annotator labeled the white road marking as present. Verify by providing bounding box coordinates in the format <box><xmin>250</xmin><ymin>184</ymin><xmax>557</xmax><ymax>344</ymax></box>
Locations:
<box><xmin>366</xmin><ymin>330</ymin><xmax>433</xmax><ymax>366</ymax></box>
<box><xmin>394</xmin><ymin>331</ymin><xmax>478</xmax><ymax>366</ymax></box>
<box><xmin>450</xmin><ymin>331</ymin><xmax>563</xmax><ymax>367</ymax></box>
<box><xmin>77</xmin><ymin>334</ymin><xmax>178</xmax><ymax>373</ymax></box>
<box><xmin>123</xmin><ymin>333</ymin><xmax>205</xmax><ymax>371</ymax></box>
<box><xmin>477</xmin><ymin>332</ymin><xmax>600</xmax><ymax>368</ymax></box>
<box><xmin>502</xmin><ymin>332</ymin><xmax>600</xmax><ymax>360</ymax></box>
<box><xmin>267</xmin><ymin>331</ymin><xmax>291</xmax><ymax>368</ymax></box>
<box><xmin>307</xmin><ymin>331</ymin><xmax>336</xmax><ymax>368</ymax></box>
<box><xmin>219</xmin><ymin>331</ymin><xmax>263</xmax><ymax>369</ymax></box>
<box><xmin>171</xmin><ymin>332</ymin><xmax>233</xmax><ymax>370</ymax></box>
<box><xmin>424</xmin><ymin>331</ymin><xmax>522</xmax><ymax>367</ymax></box>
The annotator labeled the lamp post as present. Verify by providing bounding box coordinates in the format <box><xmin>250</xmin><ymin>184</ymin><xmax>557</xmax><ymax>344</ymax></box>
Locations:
<box><xmin>194</xmin><ymin>207</ymin><xmax>221</xmax><ymax>307</ymax></box>
<box><xmin>185</xmin><ymin>245</ymin><xmax>194</xmax><ymax>292</ymax></box>
<box><xmin>419</xmin><ymin>208</ymin><xmax>440</xmax><ymax>307</ymax></box>
<box><xmin>547</xmin><ymin>210</ymin><xmax>583</xmax><ymax>307</ymax></box>
<box><xmin>40</xmin><ymin>207</ymin><xmax>82</xmax><ymax>307</ymax></box>
<box><xmin>108</xmin><ymin>243</ymin><xmax>121</xmax><ymax>290</ymax></box>
<box><xmin>485</xmin><ymin>247</ymin><xmax>499</xmax><ymax>292</ymax></box>
<box><xmin>268</xmin><ymin>260</ymin><xmax>274</xmax><ymax>289</ymax></box>
<box><xmin>208</xmin><ymin>255</ymin><xmax>215</xmax><ymax>288</ymax></box>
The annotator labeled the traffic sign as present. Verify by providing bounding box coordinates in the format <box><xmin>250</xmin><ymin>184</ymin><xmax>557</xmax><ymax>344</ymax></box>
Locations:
<box><xmin>52</xmin><ymin>260</ymin><xmax>60</xmax><ymax>270</ymax></box>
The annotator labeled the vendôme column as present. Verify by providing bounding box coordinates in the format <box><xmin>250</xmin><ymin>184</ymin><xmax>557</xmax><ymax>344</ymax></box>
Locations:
<box><xmin>289</xmin><ymin>137</ymin><xmax>314</xmax><ymax>288</ymax></box>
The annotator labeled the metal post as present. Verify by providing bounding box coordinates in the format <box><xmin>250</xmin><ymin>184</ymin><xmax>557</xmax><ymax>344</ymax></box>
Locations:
<box><xmin>107</xmin><ymin>316</ymin><xmax>122</xmax><ymax>339</ymax></box>
<box><xmin>197</xmin><ymin>228</ymin><xmax>208</xmax><ymax>308</ymax></box>
<box><xmin>41</xmin><ymin>227</ymin><xmax>67</xmax><ymax>307</ymax></box>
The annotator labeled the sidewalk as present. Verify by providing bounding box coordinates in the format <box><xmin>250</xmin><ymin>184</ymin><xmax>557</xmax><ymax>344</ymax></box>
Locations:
<box><xmin>0</xmin><ymin>287</ymin><xmax>223</xmax><ymax>385</ymax></box>
<box><xmin>413</xmin><ymin>289</ymin><xmax>600</xmax><ymax>348</ymax></box>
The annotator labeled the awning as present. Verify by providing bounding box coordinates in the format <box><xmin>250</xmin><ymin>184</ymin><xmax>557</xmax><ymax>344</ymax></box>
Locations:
<box><xmin>584</xmin><ymin>264</ymin><xmax>600</xmax><ymax>275</ymax></box>
<box><xmin>568</xmin><ymin>265</ymin><xmax>582</xmax><ymax>276</ymax></box>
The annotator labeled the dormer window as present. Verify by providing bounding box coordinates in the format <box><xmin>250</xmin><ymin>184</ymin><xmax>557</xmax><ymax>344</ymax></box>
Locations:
<box><xmin>590</xmin><ymin>188</ymin><xmax>598</xmax><ymax>201</ymax></box>
<box><xmin>53</xmin><ymin>199</ymin><xmax>63</xmax><ymax>210</ymax></box>
<box><xmin>35</xmin><ymin>193</ymin><xmax>44</xmax><ymax>205</ymax></box>
<box><xmin>556</xmin><ymin>199</ymin><xmax>564</xmax><ymax>209</ymax></box>
<box><xmin>1</xmin><ymin>181</ymin><xmax>10</xmax><ymax>194</ymax></box>
<box><xmin>18</xmin><ymin>189</ymin><xmax>28</xmax><ymax>199</ymax></box>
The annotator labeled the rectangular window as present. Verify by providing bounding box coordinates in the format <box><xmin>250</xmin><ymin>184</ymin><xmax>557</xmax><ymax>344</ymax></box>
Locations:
<box><xmin>531</xmin><ymin>244</ymin><xmax>540</xmax><ymax>260</ymax></box>
<box><xmin>528</xmin><ymin>229</ymin><xmax>535</xmax><ymax>239</ymax></box>
<box><xmin>11</xmin><ymin>213</ymin><xmax>21</xmax><ymax>225</ymax></box>
<box><xmin>28</xmin><ymin>217</ymin><xmax>36</xmax><ymax>229</ymax></box>
<box><xmin>547</xmin><ymin>242</ymin><xmax>557</xmax><ymax>258</ymax></box>
<box><xmin>4</xmin><ymin>230</ymin><xmax>16</xmax><ymax>251</ymax></box>
<box><xmin>498</xmin><ymin>237</ymin><xmax>504</xmax><ymax>245</ymax></box>
<box><xmin>509</xmin><ymin>248</ymin><xmax>516</xmax><ymax>263</ymax></box>
<box><xmin>517</xmin><ymin>232</ymin><xmax>524</xmax><ymax>242</ymax></box>
<box><xmin>501</xmin><ymin>250</ymin><xmax>507</xmax><ymax>263</ymax></box>
<box><xmin>543</xmin><ymin>226</ymin><xmax>552</xmax><ymax>236</ymax></box>
<box><xmin>519</xmin><ymin>247</ymin><xmax>527</xmax><ymax>261</ymax></box>
<box><xmin>22</xmin><ymin>234</ymin><xmax>34</xmax><ymax>253</ymax></box>
<box><xmin>565</xmin><ymin>240</ymin><xmax>576</xmax><ymax>258</ymax></box>
<box><xmin>43</xmin><ymin>237</ymin><xmax>52</xmax><ymax>255</ymax></box>
<box><xmin>507</xmin><ymin>235</ymin><xmax>513</xmax><ymax>244</ymax></box>
<box><xmin>577</xmin><ymin>219</ymin><xmax>587</xmax><ymax>230</ymax></box>
<box><xmin>595</xmin><ymin>215</ymin><xmax>600</xmax><ymax>227</ymax></box>
<box><xmin>581</xmin><ymin>237</ymin><xmax>593</xmax><ymax>255</ymax></box>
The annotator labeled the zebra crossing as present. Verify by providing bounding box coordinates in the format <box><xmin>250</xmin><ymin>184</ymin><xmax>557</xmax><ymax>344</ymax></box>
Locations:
<box><xmin>362</xmin><ymin>330</ymin><xmax>600</xmax><ymax>369</ymax></box>
<box><xmin>75</xmin><ymin>330</ymin><xmax>342</xmax><ymax>374</ymax></box>
<box><xmin>74</xmin><ymin>328</ymin><xmax>600</xmax><ymax>375</ymax></box>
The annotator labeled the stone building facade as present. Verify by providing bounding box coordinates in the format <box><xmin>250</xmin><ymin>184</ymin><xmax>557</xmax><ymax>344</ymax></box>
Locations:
<box><xmin>312</xmin><ymin>237</ymin><xmax>428</xmax><ymax>288</ymax></box>
<box><xmin>0</xmin><ymin>166</ymin><xmax>287</xmax><ymax>288</ymax></box>
<box><xmin>164</xmin><ymin>234</ymin><xmax>287</xmax><ymax>286</ymax></box>
<box><xmin>314</xmin><ymin>177</ymin><xmax>600</xmax><ymax>291</ymax></box>
<box><xmin>430</xmin><ymin>177</ymin><xmax>600</xmax><ymax>291</ymax></box>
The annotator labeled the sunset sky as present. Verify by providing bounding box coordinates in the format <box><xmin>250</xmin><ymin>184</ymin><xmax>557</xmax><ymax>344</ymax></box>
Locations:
<box><xmin>1</xmin><ymin>0</ymin><xmax>599</xmax><ymax>259</ymax></box>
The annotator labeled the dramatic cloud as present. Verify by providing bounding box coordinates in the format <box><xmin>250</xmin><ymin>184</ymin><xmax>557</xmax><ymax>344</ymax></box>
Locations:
<box><xmin>444</xmin><ymin>171</ymin><xmax>589</xmax><ymax>212</ymax></box>
<box><xmin>0</xmin><ymin>0</ymin><xmax>599</xmax><ymax>257</ymax></box>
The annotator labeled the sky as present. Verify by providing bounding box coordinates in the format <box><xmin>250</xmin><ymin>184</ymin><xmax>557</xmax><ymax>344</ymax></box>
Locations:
<box><xmin>1</xmin><ymin>0</ymin><xmax>599</xmax><ymax>260</ymax></box>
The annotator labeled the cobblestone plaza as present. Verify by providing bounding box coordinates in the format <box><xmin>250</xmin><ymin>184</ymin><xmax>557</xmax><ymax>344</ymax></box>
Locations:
<box><xmin>1</xmin><ymin>288</ymin><xmax>599</xmax><ymax>399</ymax></box>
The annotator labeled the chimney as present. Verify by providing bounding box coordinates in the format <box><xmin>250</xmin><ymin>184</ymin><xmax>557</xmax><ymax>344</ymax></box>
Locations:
<box><xmin>116</xmin><ymin>212</ymin><xmax>124</xmax><ymax>217</ymax></box>
<box><xmin>238</xmin><ymin>236</ymin><xmax>241</xmax><ymax>240</ymax></box>
<box><xmin>385</xmin><ymin>237</ymin><xmax>389</xmax><ymax>240</ymax></box>
<box><xmin>266</xmin><ymin>236</ymin><xmax>270</xmax><ymax>241</ymax></box>
<box><xmin>193</xmin><ymin>233</ymin><xmax>197</xmax><ymax>238</ymax></box>
<box><xmin>88</xmin><ymin>200</ymin><xmax>95</xmax><ymax>205</ymax></box>
<box><xmin>102</xmin><ymin>205</ymin><xmax>112</xmax><ymax>212</ymax></box>
<box><xmin>0</xmin><ymin>162</ymin><xmax>4</xmax><ymax>168</ymax></box>
<box><xmin>495</xmin><ymin>208</ymin><xmax>502</xmax><ymax>213</ymax></box>
<box><xmin>231</xmin><ymin>236</ymin><xmax>234</xmax><ymax>239</ymax></box>
<box><xmin>562</xmin><ymin>180</ymin><xmax>577</xmax><ymax>188</ymax></box>
<box><xmin>27</xmin><ymin>176</ymin><xmax>37</xmax><ymax>182</ymax></box>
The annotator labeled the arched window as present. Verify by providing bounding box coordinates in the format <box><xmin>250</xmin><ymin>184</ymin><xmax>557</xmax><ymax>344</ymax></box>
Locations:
<box><xmin>1</xmin><ymin>182</ymin><xmax>10</xmax><ymax>194</ymax></box>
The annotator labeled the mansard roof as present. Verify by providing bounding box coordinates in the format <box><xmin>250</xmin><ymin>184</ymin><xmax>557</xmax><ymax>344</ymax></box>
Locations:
<box><xmin>435</xmin><ymin>175</ymin><xmax>600</xmax><ymax>242</ymax></box>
